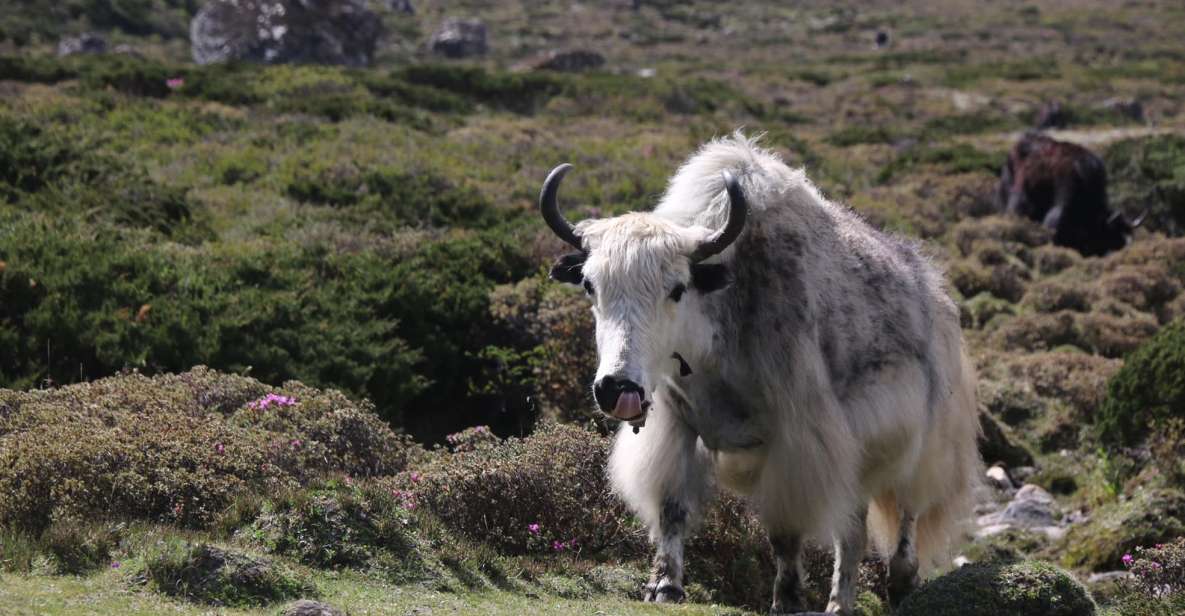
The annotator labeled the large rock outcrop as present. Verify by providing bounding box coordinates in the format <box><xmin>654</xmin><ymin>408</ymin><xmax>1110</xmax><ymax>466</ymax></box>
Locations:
<box><xmin>191</xmin><ymin>0</ymin><xmax>381</xmax><ymax>67</ymax></box>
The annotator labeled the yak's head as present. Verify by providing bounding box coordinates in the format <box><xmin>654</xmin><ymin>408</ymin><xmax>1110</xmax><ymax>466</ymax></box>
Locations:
<box><xmin>538</xmin><ymin>164</ymin><xmax>747</xmax><ymax>425</ymax></box>
<box><xmin>1103</xmin><ymin>208</ymin><xmax>1149</xmax><ymax>252</ymax></box>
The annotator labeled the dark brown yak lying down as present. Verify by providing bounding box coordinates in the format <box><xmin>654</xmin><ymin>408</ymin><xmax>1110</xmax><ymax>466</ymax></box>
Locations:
<box><xmin>997</xmin><ymin>132</ymin><xmax>1145</xmax><ymax>256</ymax></box>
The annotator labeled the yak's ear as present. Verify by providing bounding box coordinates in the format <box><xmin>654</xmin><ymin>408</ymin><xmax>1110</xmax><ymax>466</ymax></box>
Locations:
<box><xmin>691</xmin><ymin>263</ymin><xmax>731</xmax><ymax>293</ymax></box>
<box><xmin>550</xmin><ymin>252</ymin><xmax>586</xmax><ymax>285</ymax></box>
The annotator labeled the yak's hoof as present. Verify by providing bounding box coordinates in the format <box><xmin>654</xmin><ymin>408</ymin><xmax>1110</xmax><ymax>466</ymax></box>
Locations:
<box><xmin>644</xmin><ymin>582</ymin><xmax>685</xmax><ymax>603</ymax></box>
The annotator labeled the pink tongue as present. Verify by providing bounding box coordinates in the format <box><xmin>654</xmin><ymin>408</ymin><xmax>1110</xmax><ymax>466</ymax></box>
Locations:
<box><xmin>613</xmin><ymin>391</ymin><xmax>643</xmax><ymax>421</ymax></box>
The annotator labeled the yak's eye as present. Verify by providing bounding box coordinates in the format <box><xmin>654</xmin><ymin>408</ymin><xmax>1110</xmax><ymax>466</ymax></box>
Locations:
<box><xmin>583</xmin><ymin>281</ymin><xmax>595</xmax><ymax>296</ymax></box>
<box><xmin>669</xmin><ymin>283</ymin><xmax>686</xmax><ymax>302</ymax></box>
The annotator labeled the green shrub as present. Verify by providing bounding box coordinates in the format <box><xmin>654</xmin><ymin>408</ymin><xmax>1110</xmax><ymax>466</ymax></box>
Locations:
<box><xmin>397</xmin><ymin>65</ymin><xmax>564</xmax><ymax>114</ymax></box>
<box><xmin>826</xmin><ymin>125</ymin><xmax>898</xmax><ymax>147</ymax></box>
<box><xmin>284</xmin><ymin>161</ymin><xmax>498</xmax><ymax>229</ymax></box>
<box><xmin>1105</xmin><ymin>135</ymin><xmax>1185</xmax><ymax>237</ymax></box>
<box><xmin>145</xmin><ymin>541</ymin><xmax>312</xmax><ymax>607</ymax></box>
<box><xmin>0</xmin><ymin>368</ymin><xmax>416</xmax><ymax>531</ymax></box>
<box><xmin>1097</xmin><ymin>320</ymin><xmax>1185</xmax><ymax>446</ymax></box>
<box><xmin>0</xmin><ymin>212</ymin><xmax>538</xmax><ymax>441</ymax></box>
<box><xmin>0</xmin><ymin>112</ymin><xmax>209</xmax><ymax>240</ymax></box>
<box><xmin>897</xmin><ymin>561</ymin><xmax>1095</xmax><ymax>616</ymax></box>
<box><xmin>878</xmin><ymin>143</ymin><xmax>1001</xmax><ymax>183</ymax></box>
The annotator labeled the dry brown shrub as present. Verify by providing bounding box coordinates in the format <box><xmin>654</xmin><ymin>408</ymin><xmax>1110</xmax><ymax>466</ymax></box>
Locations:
<box><xmin>0</xmin><ymin>367</ymin><xmax>416</xmax><ymax>531</ymax></box>
<box><xmin>990</xmin><ymin>312</ymin><xmax>1079</xmax><ymax>353</ymax></box>
<box><xmin>1021</xmin><ymin>280</ymin><xmax>1091</xmax><ymax>313</ymax></box>
<box><xmin>1032</xmin><ymin>245</ymin><xmax>1081</xmax><ymax>276</ymax></box>
<box><xmin>993</xmin><ymin>352</ymin><xmax>1122</xmax><ymax>419</ymax></box>
<box><xmin>951</xmin><ymin>215</ymin><xmax>1051</xmax><ymax>258</ymax></box>
<box><xmin>1076</xmin><ymin>311</ymin><xmax>1161</xmax><ymax>357</ymax></box>
<box><xmin>1093</xmin><ymin>264</ymin><xmax>1182</xmax><ymax>315</ymax></box>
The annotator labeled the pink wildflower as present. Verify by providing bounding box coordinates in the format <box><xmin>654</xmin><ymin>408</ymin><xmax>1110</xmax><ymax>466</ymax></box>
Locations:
<box><xmin>528</xmin><ymin>523</ymin><xmax>541</xmax><ymax>535</ymax></box>
<box><xmin>409</xmin><ymin>471</ymin><xmax>422</xmax><ymax>483</ymax></box>
<box><xmin>166</xmin><ymin>77</ymin><xmax>184</xmax><ymax>90</ymax></box>
<box><xmin>1122</xmin><ymin>553</ymin><xmax>1134</xmax><ymax>566</ymax></box>
<box><xmin>214</xmin><ymin>442</ymin><xmax>224</xmax><ymax>454</ymax></box>
<box><xmin>111</xmin><ymin>561</ymin><xmax>121</xmax><ymax>569</ymax></box>
<box><xmin>290</xmin><ymin>438</ymin><xmax>302</xmax><ymax>449</ymax></box>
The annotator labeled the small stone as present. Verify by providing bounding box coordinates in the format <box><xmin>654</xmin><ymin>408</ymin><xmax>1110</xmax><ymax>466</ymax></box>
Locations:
<box><xmin>530</xmin><ymin>49</ymin><xmax>606</xmax><ymax>73</ymax></box>
<box><xmin>1099</xmin><ymin>97</ymin><xmax>1145</xmax><ymax>123</ymax></box>
<box><xmin>429</xmin><ymin>18</ymin><xmax>488</xmax><ymax>58</ymax></box>
<box><xmin>986</xmin><ymin>464</ymin><xmax>1014</xmax><ymax>491</ymax></box>
<box><xmin>57</xmin><ymin>33</ymin><xmax>107</xmax><ymax>57</ymax></box>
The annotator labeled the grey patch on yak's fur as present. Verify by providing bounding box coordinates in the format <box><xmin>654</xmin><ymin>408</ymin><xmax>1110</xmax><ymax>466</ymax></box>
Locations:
<box><xmin>666</xmin><ymin>374</ymin><xmax>764</xmax><ymax>452</ymax></box>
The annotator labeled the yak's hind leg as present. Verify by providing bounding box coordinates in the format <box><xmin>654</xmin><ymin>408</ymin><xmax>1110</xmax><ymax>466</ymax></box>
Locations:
<box><xmin>825</xmin><ymin>504</ymin><xmax>868</xmax><ymax>615</ymax></box>
<box><xmin>769</xmin><ymin>534</ymin><xmax>807</xmax><ymax>614</ymax></box>
<box><xmin>887</xmin><ymin>510</ymin><xmax>920</xmax><ymax>607</ymax></box>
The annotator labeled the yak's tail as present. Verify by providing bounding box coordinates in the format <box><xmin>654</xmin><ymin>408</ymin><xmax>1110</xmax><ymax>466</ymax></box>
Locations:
<box><xmin>867</xmin><ymin>346</ymin><xmax>981</xmax><ymax>573</ymax></box>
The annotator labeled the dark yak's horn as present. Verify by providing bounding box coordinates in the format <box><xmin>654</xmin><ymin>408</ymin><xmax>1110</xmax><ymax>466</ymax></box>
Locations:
<box><xmin>690</xmin><ymin>170</ymin><xmax>749</xmax><ymax>263</ymax></box>
<box><xmin>539</xmin><ymin>163</ymin><xmax>583</xmax><ymax>251</ymax></box>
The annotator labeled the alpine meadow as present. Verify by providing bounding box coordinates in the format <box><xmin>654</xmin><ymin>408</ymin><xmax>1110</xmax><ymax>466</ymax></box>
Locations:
<box><xmin>2</xmin><ymin>2</ymin><xmax>1185</xmax><ymax>615</ymax></box>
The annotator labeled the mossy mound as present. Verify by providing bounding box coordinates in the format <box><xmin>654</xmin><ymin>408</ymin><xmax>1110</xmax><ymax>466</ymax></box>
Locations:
<box><xmin>1097</xmin><ymin>319</ymin><xmax>1185</xmax><ymax>447</ymax></box>
<box><xmin>1058</xmin><ymin>488</ymin><xmax>1185</xmax><ymax>571</ymax></box>
<box><xmin>145</xmin><ymin>542</ymin><xmax>313</xmax><ymax>607</ymax></box>
<box><xmin>897</xmin><ymin>561</ymin><xmax>1095</xmax><ymax>616</ymax></box>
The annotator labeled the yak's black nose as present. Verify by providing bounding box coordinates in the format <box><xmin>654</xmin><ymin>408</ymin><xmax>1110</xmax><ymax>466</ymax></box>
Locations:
<box><xmin>593</xmin><ymin>376</ymin><xmax>645</xmax><ymax>420</ymax></box>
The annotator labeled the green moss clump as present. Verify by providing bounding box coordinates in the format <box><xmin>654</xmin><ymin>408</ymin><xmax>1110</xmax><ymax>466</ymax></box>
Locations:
<box><xmin>145</xmin><ymin>542</ymin><xmax>312</xmax><ymax>607</ymax></box>
<box><xmin>1058</xmin><ymin>488</ymin><xmax>1185</xmax><ymax>572</ymax></box>
<box><xmin>1097</xmin><ymin>320</ymin><xmax>1185</xmax><ymax>447</ymax></box>
<box><xmin>962</xmin><ymin>529</ymin><xmax>1049</xmax><ymax>565</ymax></box>
<box><xmin>897</xmin><ymin>561</ymin><xmax>1095</xmax><ymax>616</ymax></box>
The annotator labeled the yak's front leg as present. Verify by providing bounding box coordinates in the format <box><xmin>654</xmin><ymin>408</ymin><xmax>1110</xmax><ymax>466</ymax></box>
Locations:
<box><xmin>887</xmin><ymin>510</ymin><xmax>920</xmax><ymax>607</ymax></box>
<box><xmin>825</xmin><ymin>504</ymin><xmax>867</xmax><ymax>615</ymax></box>
<box><xmin>769</xmin><ymin>534</ymin><xmax>807</xmax><ymax>614</ymax></box>
<box><xmin>644</xmin><ymin>499</ymin><xmax>690</xmax><ymax>602</ymax></box>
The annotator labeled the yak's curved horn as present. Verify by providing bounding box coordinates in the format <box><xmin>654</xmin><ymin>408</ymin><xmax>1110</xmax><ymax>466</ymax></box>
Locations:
<box><xmin>1131</xmin><ymin>208</ymin><xmax>1149</xmax><ymax>228</ymax></box>
<box><xmin>539</xmin><ymin>163</ymin><xmax>582</xmax><ymax>251</ymax></box>
<box><xmin>689</xmin><ymin>170</ymin><xmax>749</xmax><ymax>263</ymax></box>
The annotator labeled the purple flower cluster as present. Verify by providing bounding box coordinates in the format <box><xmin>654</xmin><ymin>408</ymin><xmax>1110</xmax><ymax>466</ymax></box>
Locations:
<box><xmin>391</xmin><ymin>488</ymin><xmax>417</xmax><ymax>510</ymax></box>
<box><xmin>552</xmin><ymin>539</ymin><xmax>577</xmax><ymax>552</ymax></box>
<box><xmin>248</xmin><ymin>393</ymin><xmax>297</xmax><ymax>411</ymax></box>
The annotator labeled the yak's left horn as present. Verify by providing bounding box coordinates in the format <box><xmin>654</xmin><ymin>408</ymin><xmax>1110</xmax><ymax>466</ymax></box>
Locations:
<box><xmin>539</xmin><ymin>163</ymin><xmax>583</xmax><ymax>251</ymax></box>
<box><xmin>1131</xmin><ymin>208</ymin><xmax>1149</xmax><ymax>228</ymax></box>
<box><xmin>690</xmin><ymin>170</ymin><xmax>749</xmax><ymax>263</ymax></box>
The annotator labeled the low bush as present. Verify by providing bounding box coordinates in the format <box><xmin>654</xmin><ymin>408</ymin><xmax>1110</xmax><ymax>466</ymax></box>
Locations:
<box><xmin>0</xmin><ymin>368</ymin><xmax>416</xmax><ymax>531</ymax></box>
<box><xmin>283</xmin><ymin>160</ymin><xmax>498</xmax><ymax>229</ymax></box>
<box><xmin>1097</xmin><ymin>319</ymin><xmax>1185</xmax><ymax>447</ymax></box>
<box><xmin>878</xmin><ymin>143</ymin><xmax>1000</xmax><ymax>183</ymax></box>
<box><xmin>0</xmin><ymin>112</ymin><xmax>209</xmax><ymax>240</ymax></box>
<box><xmin>41</xmin><ymin>520</ymin><xmax>121</xmax><ymax>575</ymax></box>
<box><xmin>249</xmin><ymin>483</ymin><xmax>417</xmax><ymax>570</ymax></box>
<box><xmin>897</xmin><ymin>560</ymin><xmax>1095</xmax><ymax>616</ymax></box>
<box><xmin>145</xmin><ymin>541</ymin><xmax>313</xmax><ymax>607</ymax></box>
<box><xmin>409</xmin><ymin>422</ymin><xmax>643</xmax><ymax>556</ymax></box>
